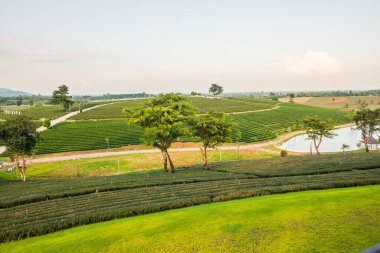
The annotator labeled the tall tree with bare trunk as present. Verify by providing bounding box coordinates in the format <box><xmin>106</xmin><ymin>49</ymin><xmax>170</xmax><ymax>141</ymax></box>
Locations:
<box><xmin>124</xmin><ymin>93</ymin><xmax>195</xmax><ymax>173</ymax></box>
<box><xmin>353</xmin><ymin>108</ymin><xmax>380</xmax><ymax>152</ymax></box>
<box><xmin>0</xmin><ymin>115</ymin><xmax>39</xmax><ymax>181</ymax></box>
<box><xmin>302</xmin><ymin>116</ymin><xmax>336</xmax><ymax>155</ymax></box>
<box><xmin>192</xmin><ymin>111</ymin><xmax>240</xmax><ymax>169</ymax></box>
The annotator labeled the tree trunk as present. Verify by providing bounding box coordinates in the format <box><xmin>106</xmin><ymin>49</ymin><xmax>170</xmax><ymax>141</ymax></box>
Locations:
<box><xmin>364</xmin><ymin>138</ymin><xmax>370</xmax><ymax>152</ymax></box>
<box><xmin>203</xmin><ymin>148</ymin><xmax>208</xmax><ymax>169</ymax></box>
<box><xmin>314</xmin><ymin>136</ymin><xmax>323</xmax><ymax>155</ymax></box>
<box><xmin>19</xmin><ymin>155</ymin><xmax>26</xmax><ymax>182</ymax></box>
<box><xmin>166</xmin><ymin>151</ymin><xmax>175</xmax><ymax>173</ymax></box>
<box><xmin>161</xmin><ymin>150</ymin><xmax>168</xmax><ymax>172</ymax></box>
<box><xmin>313</xmin><ymin>139</ymin><xmax>320</xmax><ymax>155</ymax></box>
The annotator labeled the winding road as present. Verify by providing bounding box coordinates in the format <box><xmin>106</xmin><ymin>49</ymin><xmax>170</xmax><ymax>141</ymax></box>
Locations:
<box><xmin>0</xmin><ymin>103</ymin><xmax>113</xmax><ymax>155</ymax></box>
<box><xmin>3</xmin><ymin>131</ymin><xmax>301</xmax><ymax>166</ymax></box>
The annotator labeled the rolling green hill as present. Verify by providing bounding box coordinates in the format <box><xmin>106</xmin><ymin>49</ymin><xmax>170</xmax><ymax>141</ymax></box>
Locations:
<box><xmin>0</xmin><ymin>101</ymin><xmax>111</xmax><ymax>120</ymax></box>
<box><xmin>70</xmin><ymin>97</ymin><xmax>278</xmax><ymax>120</ymax></box>
<box><xmin>36</xmin><ymin>103</ymin><xmax>350</xmax><ymax>154</ymax></box>
<box><xmin>0</xmin><ymin>153</ymin><xmax>378</xmax><ymax>242</ymax></box>
<box><xmin>0</xmin><ymin>184</ymin><xmax>379</xmax><ymax>252</ymax></box>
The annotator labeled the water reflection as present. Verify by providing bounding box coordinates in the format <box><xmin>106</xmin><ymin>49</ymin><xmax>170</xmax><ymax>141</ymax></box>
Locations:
<box><xmin>280</xmin><ymin>126</ymin><xmax>379</xmax><ymax>153</ymax></box>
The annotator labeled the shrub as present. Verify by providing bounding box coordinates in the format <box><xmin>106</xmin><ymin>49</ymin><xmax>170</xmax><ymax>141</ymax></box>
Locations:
<box><xmin>280</xmin><ymin>150</ymin><xmax>288</xmax><ymax>157</ymax></box>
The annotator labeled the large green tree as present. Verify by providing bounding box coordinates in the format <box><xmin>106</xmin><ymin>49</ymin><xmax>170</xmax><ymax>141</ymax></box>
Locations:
<box><xmin>302</xmin><ymin>116</ymin><xmax>336</xmax><ymax>155</ymax></box>
<box><xmin>16</xmin><ymin>96</ymin><xmax>23</xmax><ymax>106</ymax></box>
<box><xmin>192</xmin><ymin>111</ymin><xmax>239</xmax><ymax>169</ymax></box>
<box><xmin>353</xmin><ymin>108</ymin><xmax>380</xmax><ymax>152</ymax></box>
<box><xmin>124</xmin><ymin>93</ymin><xmax>195</xmax><ymax>173</ymax></box>
<box><xmin>0</xmin><ymin>116</ymin><xmax>40</xmax><ymax>181</ymax></box>
<box><xmin>51</xmin><ymin>85</ymin><xmax>74</xmax><ymax>111</ymax></box>
<box><xmin>209</xmin><ymin>84</ymin><xmax>223</xmax><ymax>97</ymax></box>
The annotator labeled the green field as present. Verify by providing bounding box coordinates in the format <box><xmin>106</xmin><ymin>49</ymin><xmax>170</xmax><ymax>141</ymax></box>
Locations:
<box><xmin>230</xmin><ymin>103</ymin><xmax>350</xmax><ymax>141</ymax></box>
<box><xmin>70</xmin><ymin>97</ymin><xmax>277</xmax><ymax>120</ymax></box>
<box><xmin>36</xmin><ymin>120</ymin><xmax>144</xmax><ymax>154</ymax></box>
<box><xmin>1</xmin><ymin>185</ymin><xmax>379</xmax><ymax>252</ymax></box>
<box><xmin>0</xmin><ymin>149</ymin><xmax>276</xmax><ymax>180</ymax></box>
<box><xmin>0</xmin><ymin>101</ymin><xmax>111</xmax><ymax>120</ymax></box>
<box><xmin>189</xmin><ymin>97</ymin><xmax>277</xmax><ymax>113</ymax></box>
<box><xmin>71</xmin><ymin>99</ymin><xmax>147</xmax><ymax>120</ymax></box>
<box><xmin>0</xmin><ymin>153</ymin><xmax>378</xmax><ymax>242</ymax></box>
<box><xmin>35</xmin><ymin>103</ymin><xmax>350</xmax><ymax>154</ymax></box>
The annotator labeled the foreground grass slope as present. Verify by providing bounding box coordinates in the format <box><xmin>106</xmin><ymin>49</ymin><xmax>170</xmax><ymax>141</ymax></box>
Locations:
<box><xmin>1</xmin><ymin>185</ymin><xmax>379</xmax><ymax>253</ymax></box>
<box><xmin>36</xmin><ymin>103</ymin><xmax>349</xmax><ymax>154</ymax></box>
<box><xmin>0</xmin><ymin>153</ymin><xmax>378</xmax><ymax>241</ymax></box>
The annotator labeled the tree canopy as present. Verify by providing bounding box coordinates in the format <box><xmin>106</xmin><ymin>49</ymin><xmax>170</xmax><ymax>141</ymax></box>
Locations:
<box><xmin>16</xmin><ymin>96</ymin><xmax>23</xmax><ymax>106</ymax></box>
<box><xmin>209</xmin><ymin>84</ymin><xmax>223</xmax><ymax>96</ymax></box>
<box><xmin>51</xmin><ymin>85</ymin><xmax>74</xmax><ymax>111</ymax></box>
<box><xmin>353</xmin><ymin>108</ymin><xmax>380</xmax><ymax>152</ymax></box>
<box><xmin>192</xmin><ymin>111</ymin><xmax>240</xmax><ymax>168</ymax></box>
<box><xmin>0</xmin><ymin>115</ymin><xmax>40</xmax><ymax>181</ymax></box>
<box><xmin>302</xmin><ymin>116</ymin><xmax>336</xmax><ymax>155</ymax></box>
<box><xmin>124</xmin><ymin>93</ymin><xmax>196</xmax><ymax>172</ymax></box>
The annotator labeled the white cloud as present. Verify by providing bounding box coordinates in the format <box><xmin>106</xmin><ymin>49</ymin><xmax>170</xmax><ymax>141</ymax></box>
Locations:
<box><xmin>279</xmin><ymin>50</ymin><xmax>342</xmax><ymax>76</ymax></box>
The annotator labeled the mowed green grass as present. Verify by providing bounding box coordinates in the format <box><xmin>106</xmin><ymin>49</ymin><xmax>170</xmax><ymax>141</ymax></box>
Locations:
<box><xmin>35</xmin><ymin>103</ymin><xmax>349</xmax><ymax>154</ymax></box>
<box><xmin>1</xmin><ymin>185</ymin><xmax>379</xmax><ymax>253</ymax></box>
<box><xmin>0</xmin><ymin>149</ymin><xmax>275</xmax><ymax>180</ymax></box>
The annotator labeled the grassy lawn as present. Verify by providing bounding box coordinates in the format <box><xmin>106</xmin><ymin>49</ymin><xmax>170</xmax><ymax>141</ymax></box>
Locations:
<box><xmin>1</xmin><ymin>185</ymin><xmax>379</xmax><ymax>253</ymax></box>
<box><xmin>0</xmin><ymin>149</ymin><xmax>275</xmax><ymax>179</ymax></box>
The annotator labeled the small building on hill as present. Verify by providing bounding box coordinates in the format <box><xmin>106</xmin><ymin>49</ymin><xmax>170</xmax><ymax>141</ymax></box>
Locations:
<box><xmin>368</xmin><ymin>136</ymin><xmax>378</xmax><ymax>150</ymax></box>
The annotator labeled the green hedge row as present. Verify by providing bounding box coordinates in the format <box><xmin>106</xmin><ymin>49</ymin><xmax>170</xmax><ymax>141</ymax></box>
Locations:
<box><xmin>0</xmin><ymin>168</ymin><xmax>379</xmax><ymax>242</ymax></box>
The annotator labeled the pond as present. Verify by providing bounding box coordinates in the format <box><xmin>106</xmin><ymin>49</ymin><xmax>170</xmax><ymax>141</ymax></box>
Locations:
<box><xmin>279</xmin><ymin>126</ymin><xmax>379</xmax><ymax>153</ymax></box>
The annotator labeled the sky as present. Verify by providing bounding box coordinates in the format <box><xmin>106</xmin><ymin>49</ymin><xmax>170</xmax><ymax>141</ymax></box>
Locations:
<box><xmin>0</xmin><ymin>0</ymin><xmax>379</xmax><ymax>95</ymax></box>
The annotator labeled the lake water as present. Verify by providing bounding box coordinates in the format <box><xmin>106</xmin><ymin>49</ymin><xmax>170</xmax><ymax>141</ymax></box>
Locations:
<box><xmin>280</xmin><ymin>126</ymin><xmax>379</xmax><ymax>153</ymax></box>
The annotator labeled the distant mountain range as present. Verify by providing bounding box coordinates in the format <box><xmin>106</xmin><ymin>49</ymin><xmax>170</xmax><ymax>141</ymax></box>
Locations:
<box><xmin>0</xmin><ymin>88</ymin><xmax>30</xmax><ymax>97</ymax></box>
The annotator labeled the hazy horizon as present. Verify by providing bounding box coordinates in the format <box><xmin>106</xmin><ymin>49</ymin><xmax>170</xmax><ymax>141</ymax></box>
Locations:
<box><xmin>1</xmin><ymin>0</ymin><xmax>379</xmax><ymax>95</ymax></box>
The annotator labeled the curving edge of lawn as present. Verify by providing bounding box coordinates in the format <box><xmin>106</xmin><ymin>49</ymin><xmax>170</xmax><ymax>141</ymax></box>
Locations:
<box><xmin>1</xmin><ymin>185</ymin><xmax>379</xmax><ymax>253</ymax></box>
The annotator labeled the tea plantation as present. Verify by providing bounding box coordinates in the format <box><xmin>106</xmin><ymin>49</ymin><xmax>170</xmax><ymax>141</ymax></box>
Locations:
<box><xmin>0</xmin><ymin>153</ymin><xmax>379</xmax><ymax>242</ymax></box>
<box><xmin>71</xmin><ymin>99</ymin><xmax>148</xmax><ymax>120</ymax></box>
<box><xmin>36</xmin><ymin>103</ymin><xmax>350</xmax><ymax>154</ymax></box>
<box><xmin>1</xmin><ymin>185</ymin><xmax>379</xmax><ymax>252</ymax></box>
<box><xmin>37</xmin><ymin>120</ymin><xmax>144</xmax><ymax>154</ymax></box>
<box><xmin>70</xmin><ymin>97</ymin><xmax>277</xmax><ymax>120</ymax></box>
<box><xmin>0</xmin><ymin>101</ymin><xmax>111</xmax><ymax>120</ymax></box>
<box><xmin>230</xmin><ymin>103</ymin><xmax>350</xmax><ymax>141</ymax></box>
